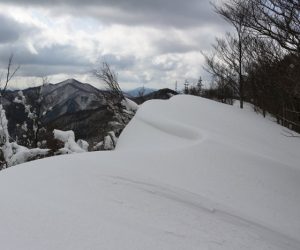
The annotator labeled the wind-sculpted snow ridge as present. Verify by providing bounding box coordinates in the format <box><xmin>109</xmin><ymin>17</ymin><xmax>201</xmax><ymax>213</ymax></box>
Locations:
<box><xmin>116</xmin><ymin>98</ymin><xmax>205</xmax><ymax>151</ymax></box>
<box><xmin>118</xmin><ymin>95</ymin><xmax>300</xmax><ymax>243</ymax></box>
<box><xmin>0</xmin><ymin>95</ymin><xmax>300</xmax><ymax>250</ymax></box>
<box><xmin>117</xmin><ymin>112</ymin><xmax>203</xmax><ymax>151</ymax></box>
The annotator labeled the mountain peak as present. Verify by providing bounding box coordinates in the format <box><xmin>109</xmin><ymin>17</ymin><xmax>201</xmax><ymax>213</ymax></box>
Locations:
<box><xmin>58</xmin><ymin>78</ymin><xmax>81</xmax><ymax>86</ymax></box>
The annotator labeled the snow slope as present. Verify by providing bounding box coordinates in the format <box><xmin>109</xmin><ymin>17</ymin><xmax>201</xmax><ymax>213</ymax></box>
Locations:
<box><xmin>0</xmin><ymin>95</ymin><xmax>300</xmax><ymax>249</ymax></box>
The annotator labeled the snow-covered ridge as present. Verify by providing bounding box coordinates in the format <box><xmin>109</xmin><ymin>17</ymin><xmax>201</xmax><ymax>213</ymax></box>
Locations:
<box><xmin>0</xmin><ymin>95</ymin><xmax>299</xmax><ymax>249</ymax></box>
<box><xmin>41</xmin><ymin>79</ymin><xmax>104</xmax><ymax>116</ymax></box>
<box><xmin>42</xmin><ymin>78</ymin><xmax>100</xmax><ymax>96</ymax></box>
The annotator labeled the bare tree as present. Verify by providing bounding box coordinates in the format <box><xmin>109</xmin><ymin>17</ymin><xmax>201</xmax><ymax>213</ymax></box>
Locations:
<box><xmin>214</xmin><ymin>0</ymin><xmax>250</xmax><ymax>108</ymax></box>
<box><xmin>94</xmin><ymin>62</ymin><xmax>125</xmax><ymax>106</ymax></box>
<box><xmin>208</xmin><ymin>0</ymin><xmax>300</xmax><ymax>132</ymax></box>
<box><xmin>32</xmin><ymin>76</ymin><xmax>50</xmax><ymax>147</ymax></box>
<box><xmin>0</xmin><ymin>54</ymin><xmax>20</xmax><ymax>100</ymax></box>
<box><xmin>242</xmin><ymin>0</ymin><xmax>300</xmax><ymax>54</ymax></box>
<box><xmin>93</xmin><ymin>61</ymin><xmax>136</xmax><ymax>124</ymax></box>
<box><xmin>138</xmin><ymin>85</ymin><xmax>146</xmax><ymax>98</ymax></box>
<box><xmin>93</xmin><ymin>62</ymin><xmax>137</xmax><ymax>150</ymax></box>
<box><xmin>203</xmin><ymin>33</ymin><xmax>248</xmax><ymax>104</ymax></box>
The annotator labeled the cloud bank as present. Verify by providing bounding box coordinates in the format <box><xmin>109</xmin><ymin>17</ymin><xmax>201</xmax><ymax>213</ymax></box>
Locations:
<box><xmin>0</xmin><ymin>0</ymin><xmax>228</xmax><ymax>90</ymax></box>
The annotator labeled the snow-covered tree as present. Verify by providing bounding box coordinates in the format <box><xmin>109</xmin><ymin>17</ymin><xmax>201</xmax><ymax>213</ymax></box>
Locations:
<box><xmin>0</xmin><ymin>55</ymin><xmax>50</xmax><ymax>169</ymax></box>
<box><xmin>13</xmin><ymin>84</ymin><xmax>50</xmax><ymax>148</ymax></box>
<box><xmin>53</xmin><ymin>129</ymin><xmax>89</xmax><ymax>154</ymax></box>
<box><xmin>0</xmin><ymin>54</ymin><xmax>19</xmax><ymax>168</ymax></box>
<box><xmin>0</xmin><ymin>104</ymin><xmax>49</xmax><ymax>169</ymax></box>
<box><xmin>0</xmin><ymin>105</ymin><xmax>13</xmax><ymax>168</ymax></box>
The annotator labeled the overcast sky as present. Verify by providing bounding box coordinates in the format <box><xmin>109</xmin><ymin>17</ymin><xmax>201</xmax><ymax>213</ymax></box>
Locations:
<box><xmin>0</xmin><ymin>0</ymin><xmax>228</xmax><ymax>90</ymax></box>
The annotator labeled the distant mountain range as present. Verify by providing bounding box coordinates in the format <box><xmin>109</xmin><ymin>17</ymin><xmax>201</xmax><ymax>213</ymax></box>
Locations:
<box><xmin>132</xmin><ymin>88</ymin><xmax>178</xmax><ymax>104</ymax></box>
<box><xmin>3</xmin><ymin>79</ymin><xmax>177</xmax><ymax>144</ymax></box>
<box><xmin>125</xmin><ymin>87</ymin><xmax>157</xmax><ymax>98</ymax></box>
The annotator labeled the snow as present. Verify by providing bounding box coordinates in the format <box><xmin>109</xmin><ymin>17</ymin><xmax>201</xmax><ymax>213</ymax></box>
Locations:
<box><xmin>76</xmin><ymin>139</ymin><xmax>89</xmax><ymax>152</ymax></box>
<box><xmin>122</xmin><ymin>97</ymin><xmax>139</xmax><ymax>112</ymax></box>
<box><xmin>53</xmin><ymin>129</ymin><xmax>85</xmax><ymax>154</ymax></box>
<box><xmin>93</xmin><ymin>141</ymin><xmax>103</xmax><ymax>150</ymax></box>
<box><xmin>9</xmin><ymin>143</ymin><xmax>49</xmax><ymax>166</ymax></box>
<box><xmin>0</xmin><ymin>105</ymin><xmax>13</xmax><ymax>164</ymax></box>
<box><xmin>0</xmin><ymin>95</ymin><xmax>300</xmax><ymax>249</ymax></box>
<box><xmin>102</xmin><ymin>131</ymin><xmax>118</xmax><ymax>150</ymax></box>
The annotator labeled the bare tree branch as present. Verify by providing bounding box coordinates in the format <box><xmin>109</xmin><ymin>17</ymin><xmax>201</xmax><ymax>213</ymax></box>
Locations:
<box><xmin>0</xmin><ymin>53</ymin><xmax>20</xmax><ymax>98</ymax></box>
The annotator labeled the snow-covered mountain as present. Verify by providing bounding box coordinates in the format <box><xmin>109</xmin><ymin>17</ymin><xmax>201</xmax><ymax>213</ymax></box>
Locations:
<box><xmin>4</xmin><ymin>79</ymin><xmax>112</xmax><ymax>142</ymax></box>
<box><xmin>0</xmin><ymin>95</ymin><xmax>299</xmax><ymax>249</ymax></box>
<box><xmin>6</xmin><ymin>79</ymin><xmax>104</xmax><ymax>120</ymax></box>
<box><xmin>37</xmin><ymin>78</ymin><xmax>105</xmax><ymax>122</ymax></box>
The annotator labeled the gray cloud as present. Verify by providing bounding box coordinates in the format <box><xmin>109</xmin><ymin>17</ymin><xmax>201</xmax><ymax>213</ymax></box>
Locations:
<box><xmin>18</xmin><ymin>45</ymin><xmax>91</xmax><ymax>67</ymax></box>
<box><xmin>0</xmin><ymin>43</ymin><xmax>92</xmax><ymax>76</ymax></box>
<box><xmin>153</xmin><ymin>37</ymin><xmax>199</xmax><ymax>54</ymax></box>
<box><xmin>0</xmin><ymin>14</ymin><xmax>26</xmax><ymax>43</ymax></box>
<box><xmin>17</xmin><ymin>64</ymin><xmax>89</xmax><ymax>77</ymax></box>
<box><xmin>99</xmin><ymin>54</ymin><xmax>136</xmax><ymax>70</ymax></box>
<box><xmin>0</xmin><ymin>0</ymin><xmax>229</xmax><ymax>89</ymax></box>
<box><xmin>1</xmin><ymin>0</ymin><xmax>222</xmax><ymax>28</ymax></box>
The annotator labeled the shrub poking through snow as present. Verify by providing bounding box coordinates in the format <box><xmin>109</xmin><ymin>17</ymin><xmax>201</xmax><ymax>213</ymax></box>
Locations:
<box><xmin>53</xmin><ymin>129</ymin><xmax>88</xmax><ymax>154</ymax></box>
<box><xmin>103</xmin><ymin>131</ymin><xmax>118</xmax><ymax>150</ymax></box>
<box><xmin>77</xmin><ymin>139</ymin><xmax>89</xmax><ymax>152</ymax></box>
<box><xmin>93</xmin><ymin>131</ymin><xmax>118</xmax><ymax>151</ymax></box>
<box><xmin>93</xmin><ymin>62</ymin><xmax>139</xmax><ymax>150</ymax></box>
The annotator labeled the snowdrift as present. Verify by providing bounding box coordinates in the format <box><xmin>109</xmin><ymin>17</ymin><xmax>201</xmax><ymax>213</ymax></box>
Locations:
<box><xmin>0</xmin><ymin>95</ymin><xmax>299</xmax><ymax>250</ymax></box>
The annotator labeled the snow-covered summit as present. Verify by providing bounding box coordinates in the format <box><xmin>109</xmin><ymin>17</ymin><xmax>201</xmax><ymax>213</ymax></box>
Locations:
<box><xmin>42</xmin><ymin>78</ymin><xmax>99</xmax><ymax>93</ymax></box>
<box><xmin>0</xmin><ymin>95</ymin><xmax>299</xmax><ymax>249</ymax></box>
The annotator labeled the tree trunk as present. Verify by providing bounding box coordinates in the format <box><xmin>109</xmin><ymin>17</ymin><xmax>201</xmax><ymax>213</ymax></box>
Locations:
<box><xmin>238</xmin><ymin>30</ymin><xmax>244</xmax><ymax>109</ymax></box>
